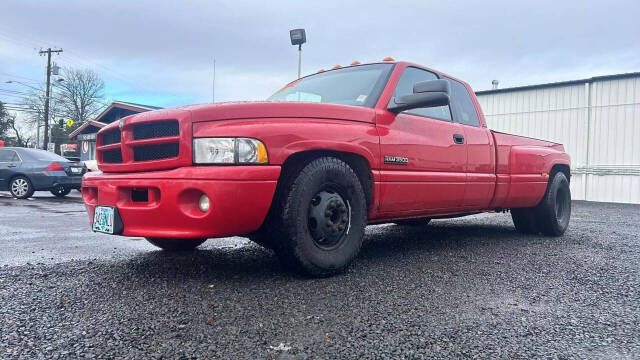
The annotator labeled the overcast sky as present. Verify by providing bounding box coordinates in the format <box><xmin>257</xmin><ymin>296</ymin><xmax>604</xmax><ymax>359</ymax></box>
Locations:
<box><xmin>1</xmin><ymin>0</ymin><xmax>639</xmax><ymax>111</ymax></box>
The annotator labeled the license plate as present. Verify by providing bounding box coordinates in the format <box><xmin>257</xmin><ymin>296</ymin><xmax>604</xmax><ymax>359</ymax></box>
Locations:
<box><xmin>93</xmin><ymin>206</ymin><xmax>115</xmax><ymax>234</ymax></box>
<box><xmin>70</xmin><ymin>167</ymin><xmax>82</xmax><ymax>174</ymax></box>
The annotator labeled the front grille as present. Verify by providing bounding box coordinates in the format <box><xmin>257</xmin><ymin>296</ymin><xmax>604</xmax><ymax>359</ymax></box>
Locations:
<box><xmin>133</xmin><ymin>121</ymin><xmax>179</xmax><ymax>140</ymax></box>
<box><xmin>102</xmin><ymin>130</ymin><xmax>121</xmax><ymax>145</ymax></box>
<box><xmin>133</xmin><ymin>143</ymin><xmax>179</xmax><ymax>162</ymax></box>
<box><xmin>103</xmin><ymin>149</ymin><xmax>123</xmax><ymax>163</ymax></box>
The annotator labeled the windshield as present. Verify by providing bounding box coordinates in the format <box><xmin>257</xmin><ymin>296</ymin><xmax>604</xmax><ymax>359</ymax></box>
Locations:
<box><xmin>268</xmin><ymin>63</ymin><xmax>394</xmax><ymax>108</ymax></box>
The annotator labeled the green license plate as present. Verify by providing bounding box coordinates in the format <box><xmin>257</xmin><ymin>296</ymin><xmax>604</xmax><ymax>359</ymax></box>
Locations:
<box><xmin>93</xmin><ymin>206</ymin><xmax>115</xmax><ymax>234</ymax></box>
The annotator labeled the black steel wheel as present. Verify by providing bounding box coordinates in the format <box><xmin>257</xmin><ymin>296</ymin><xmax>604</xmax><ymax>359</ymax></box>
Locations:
<box><xmin>307</xmin><ymin>189</ymin><xmax>350</xmax><ymax>250</ymax></box>
<box><xmin>270</xmin><ymin>157</ymin><xmax>367</xmax><ymax>277</ymax></box>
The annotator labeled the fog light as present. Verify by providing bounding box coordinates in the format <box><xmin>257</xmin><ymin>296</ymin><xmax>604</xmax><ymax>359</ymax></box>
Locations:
<box><xmin>198</xmin><ymin>194</ymin><xmax>210</xmax><ymax>212</ymax></box>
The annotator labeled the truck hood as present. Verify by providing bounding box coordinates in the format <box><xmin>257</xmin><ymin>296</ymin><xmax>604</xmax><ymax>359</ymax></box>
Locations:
<box><xmin>180</xmin><ymin>101</ymin><xmax>377</xmax><ymax>123</ymax></box>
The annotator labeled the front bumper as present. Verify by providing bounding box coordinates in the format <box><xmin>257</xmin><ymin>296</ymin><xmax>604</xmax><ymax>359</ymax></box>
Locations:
<box><xmin>81</xmin><ymin>166</ymin><xmax>280</xmax><ymax>239</ymax></box>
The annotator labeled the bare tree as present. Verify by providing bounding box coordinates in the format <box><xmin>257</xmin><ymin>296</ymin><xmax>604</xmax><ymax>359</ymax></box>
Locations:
<box><xmin>0</xmin><ymin>101</ymin><xmax>34</xmax><ymax>147</ymax></box>
<box><xmin>19</xmin><ymin>67</ymin><xmax>105</xmax><ymax>152</ymax></box>
<box><xmin>0</xmin><ymin>101</ymin><xmax>11</xmax><ymax>138</ymax></box>
<box><xmin>55</xmin><ymin>68</ymin><xmax>105</xmax><ymax>123</ymax></box>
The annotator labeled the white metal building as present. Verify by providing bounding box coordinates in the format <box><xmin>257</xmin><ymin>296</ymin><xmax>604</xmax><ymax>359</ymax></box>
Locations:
<box><xmin>476</xmin><ymin>72</ymin><xmax>640</xmax><ymax>204</ymax></box>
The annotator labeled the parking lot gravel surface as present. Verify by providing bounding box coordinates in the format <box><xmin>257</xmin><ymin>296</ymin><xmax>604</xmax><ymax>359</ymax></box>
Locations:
<box><xmin>1</xmin><ymin>195</ymin><xmax>639</xmax><ymax>359</ymax></box>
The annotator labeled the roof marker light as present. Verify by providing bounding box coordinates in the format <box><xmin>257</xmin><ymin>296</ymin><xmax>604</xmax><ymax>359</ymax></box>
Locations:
<box><xmin>350</xmin><ymin>61</ymin><xmax>361</xmax><ymax>65</ymax></box>
<box><xmin>383</xmin><ymin>57</ymin><xmax>395</xmax><ymax>62</ymax></box>
<box><xmin>332</xmin><ymin>65</ymin><xmax>342</xmax><ymax>69</ymax></box>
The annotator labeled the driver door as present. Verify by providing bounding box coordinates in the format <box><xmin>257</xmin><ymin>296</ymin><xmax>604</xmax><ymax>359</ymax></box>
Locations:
<box><xmin>378</xmin><ymin>67</ymin><xmax>467</xmax><ymax>214</ymax></box>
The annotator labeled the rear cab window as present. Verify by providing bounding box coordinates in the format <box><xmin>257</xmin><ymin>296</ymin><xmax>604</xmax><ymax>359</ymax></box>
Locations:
<box><xmin>445</xmin><ymin>78</ymin><xmax>480</xmax><ymax>127</ymax></box>
<box><xmin>390</xmin><ymin>66</ymin><xmax>452</xmax><ymax>121</ymax></box>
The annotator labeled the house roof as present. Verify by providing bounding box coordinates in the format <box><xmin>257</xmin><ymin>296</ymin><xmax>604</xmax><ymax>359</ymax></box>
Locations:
<box><xmin>68</xmin><ymin>100</ymin><xmax>162</xmax><ymax>139</ymax></box>
<box><xmin>112</xmin><ymin>100</ymin><xmax>163</xmax><ymax>110</ymax></box>
<box><xmin>476</xmin><ymin>71</ymin><xmax>640</xmax><ymax>95</ymax></box>
<box><xmin>92</xmin><ymin>101</ymin><xmax>163</xmax><ymax>123</ymax></box>
<box><xmin>68</xmin><ymin>120</ymin><xmax>107</xmax><ymax>139</ymax></box>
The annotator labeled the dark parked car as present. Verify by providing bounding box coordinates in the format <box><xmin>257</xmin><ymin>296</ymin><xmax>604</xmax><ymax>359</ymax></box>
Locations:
<box><xmin>0</xmin><ymin>147</ymin><xmax>86</xmax><ymax>199</ymax></box>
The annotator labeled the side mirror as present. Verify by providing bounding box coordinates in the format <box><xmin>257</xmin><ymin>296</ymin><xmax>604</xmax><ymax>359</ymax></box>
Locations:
<box><xmin>388</xmin><ymin>79</ymin><xmax>450</xmax><ymax>113</ymax></box>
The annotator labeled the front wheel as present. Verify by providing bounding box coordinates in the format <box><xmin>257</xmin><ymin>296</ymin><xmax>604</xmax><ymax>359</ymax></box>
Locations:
<box><xmin>146</xmin><ymin>238</ymin><xmax>206</xmax><ymax>251</ymax></box>
<box><xmin>271</xmin><ymin>157</ymin><xmax>368</xmax><ymax>277</ymax></box>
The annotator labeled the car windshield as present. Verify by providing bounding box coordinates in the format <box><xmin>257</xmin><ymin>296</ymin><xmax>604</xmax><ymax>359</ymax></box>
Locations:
<box><xmin>267</xmin><ymin>63</ymin><xmax>394</xmax><ymax>108</ymax></box>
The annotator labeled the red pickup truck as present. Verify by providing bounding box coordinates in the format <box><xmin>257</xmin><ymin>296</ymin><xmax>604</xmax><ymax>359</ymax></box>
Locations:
<box><xmin>82</xmin><ymin>61</ymin><xmax>571</xmax><ymax>276</ymax></box>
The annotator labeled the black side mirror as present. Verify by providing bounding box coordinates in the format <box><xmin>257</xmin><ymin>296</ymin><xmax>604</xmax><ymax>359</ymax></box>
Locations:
<box><xmin>388</xmin><ymin>79</ymin><xmax>450</xmax><ymax>113</ymax></box>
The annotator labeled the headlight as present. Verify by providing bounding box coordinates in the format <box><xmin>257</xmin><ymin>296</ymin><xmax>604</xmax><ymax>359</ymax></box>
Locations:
<box><xmin>193</xmin><ymin>137</ymin><xmax>268</xmax><ymax>164</ymax></box>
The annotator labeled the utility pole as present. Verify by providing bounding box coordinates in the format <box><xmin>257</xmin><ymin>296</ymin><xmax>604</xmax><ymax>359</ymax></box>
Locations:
<box><xmin>39</xmin><ymin>47</ymin><xmax>63</xmax><ymax>150</ymax></box>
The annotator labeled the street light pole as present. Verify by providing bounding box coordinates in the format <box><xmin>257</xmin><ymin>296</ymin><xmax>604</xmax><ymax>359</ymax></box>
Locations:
<box><xmin>289</xmin><ymin>29</ymin><xmax>306</xmax><ymax>79</ymax></box>
<box><xmin>297</xmin><ymin>44</ymin><xmax>302</xmax><ymax>79</ymax></box>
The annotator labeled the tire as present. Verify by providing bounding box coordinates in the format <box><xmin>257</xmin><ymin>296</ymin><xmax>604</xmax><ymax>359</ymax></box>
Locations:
<box><xmin>394</xmin><ymin>218</ymin><xmax>431</xmax><ymax>226</ymax></box>
<box><xmin>534</xmin><ymin>172</ymin><xmax>571</xmax><ymax>236</ymax></box>
<box><xmin>51</xmin><ymin>185</ymin><xmax>71</xmax><ymax>198</ymax></box>
<box><xmin>246</xmin><ymin>231</ymin><xmax>274</xmax><ymax>250</ymax></box>
<box><xmin>146</xmin><ymin>238</ymin><xmax>206</xmax><ymax>251</ymax></box>
<box><xmin>9</xmin><ymin>176</ymin><xmax>35</xmax><ymax>199</ymax></box>
<box><xmin>270</xmin><ymin>157</ymin><xmax>367</xmax><ymax>277</ymax></box>
<box><xmin>511</xmin><ymin>208</ymin><xmax>538</xmax><ymax>234</ymax></box>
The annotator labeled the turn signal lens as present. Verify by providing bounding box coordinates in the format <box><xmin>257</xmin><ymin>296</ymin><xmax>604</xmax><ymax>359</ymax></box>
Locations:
<box><xmin>257</xmin><ymin>142</ymin><xmax>268</xmax><ymax>164</ymax></box>
<box><xmin>198</xmin><ymin>194</ymin><xmax>210</xmax><ymax>212</ymax></box>
<box><xmin>45</xmin><ymin>162</ymin><xmax>64</xmax><ymax>171</ymax></box>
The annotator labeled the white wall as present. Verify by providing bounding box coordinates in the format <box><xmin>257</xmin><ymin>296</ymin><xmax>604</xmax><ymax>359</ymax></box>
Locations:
<box><xmin>477</xmin><ymin>75</ymin><xmax>640</xmax><ymax>204</ymax></box>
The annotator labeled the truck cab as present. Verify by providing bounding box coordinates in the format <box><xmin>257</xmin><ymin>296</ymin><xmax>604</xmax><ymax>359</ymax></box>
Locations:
<box><xmin>82</xmin><ymin>60</ymin><xmax>571</xmax><ymax>276</ymax></box>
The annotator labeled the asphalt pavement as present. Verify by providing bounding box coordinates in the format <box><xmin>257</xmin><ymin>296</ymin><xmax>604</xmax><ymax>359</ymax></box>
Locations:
<box><xmin>1</xmin><ymin>193</ymin><xmax>639</xmax><ymax>359</ymax></box>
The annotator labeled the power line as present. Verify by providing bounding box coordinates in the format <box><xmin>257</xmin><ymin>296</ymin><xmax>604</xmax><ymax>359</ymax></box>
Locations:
<box><xmin>0</xmin><ymin>72</ymin><xmax>41</xmax><ymax>83</ymax></box>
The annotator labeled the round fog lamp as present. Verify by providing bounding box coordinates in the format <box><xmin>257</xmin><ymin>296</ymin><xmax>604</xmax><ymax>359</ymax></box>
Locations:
<box><xmin>198</xmin><ymin>194</ymin><xmax>210</xmax><ymax>212</ymax></box>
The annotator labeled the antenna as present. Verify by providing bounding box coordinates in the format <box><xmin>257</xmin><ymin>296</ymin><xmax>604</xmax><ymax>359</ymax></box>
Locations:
<box><xmin>212</xmin><ymin>58</ymin><xmax>216</xmax><ymax>103</ymax></box>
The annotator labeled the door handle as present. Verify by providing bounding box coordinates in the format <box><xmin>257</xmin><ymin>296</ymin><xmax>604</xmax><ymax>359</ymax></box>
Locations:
<box><xmin>453</xmin><ymin>134</ymin><xmax>465</xmax><ymax>144</ymax></box>
<box><xmin>7</xmin><ymin>164</ymin><xmax>17</xmax><ymax>168</ymax></box>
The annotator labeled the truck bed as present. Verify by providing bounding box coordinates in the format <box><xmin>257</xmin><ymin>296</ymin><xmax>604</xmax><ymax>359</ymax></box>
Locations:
<box><xmin>489</xmin><ymin>130</ymin><xmax>570</xmax><ymax>209</ymax></box>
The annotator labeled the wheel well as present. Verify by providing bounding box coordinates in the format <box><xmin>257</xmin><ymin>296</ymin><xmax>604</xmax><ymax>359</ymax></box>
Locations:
<box><xmin>8</xmin><ymin>173</ymin><xmax>31</xmax><ymax>186</ymax></box>
<box><xmin>278</xmin><ymin>150</ymin><xmax>374</xmax><ymax>211</ymax></box>
<box><xmin>550</xmin><ymin>164</ymin><xmax>570</xmax><ymax>183</ymax></box>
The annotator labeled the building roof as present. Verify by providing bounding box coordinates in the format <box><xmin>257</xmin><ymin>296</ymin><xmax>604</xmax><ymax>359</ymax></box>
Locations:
<box><xmin>68</xmin><ymin>120</ymin><xmax>107</xmax><ymax>139</ymax></box>
<box><xmin>112</xmin><ymin>100</ymin><xmax>163</xmax><ymax>110</ymax></box>
<box><xmin>92</xmin><ymin>101</ymin><xmax>163</xmax><ymax>123</ymax></box>
<box><xmin>68</xmin><ymin>100</ymin><xmax>162</xmax><ymax>140</ymax></box>
<box><xmin>476</xmin><ymin>71</ymin><xmax>640</xmax><ymax>95</ymax></box>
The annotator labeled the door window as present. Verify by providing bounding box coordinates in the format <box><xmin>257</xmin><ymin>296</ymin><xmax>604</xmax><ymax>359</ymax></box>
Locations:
<box><xmin>391</xmin><ymin>67</ymin><xmax>452</xmax><ymax>121</ymax></box>
<box><xmin>445</xmin><ymin>78</ymin><xmax>480</xmax><ymax>127</ymax></box>
<box><xmin>0</xmin><ymin>150</ymin><xmax>19</xmax><ymax>162</ymax></box>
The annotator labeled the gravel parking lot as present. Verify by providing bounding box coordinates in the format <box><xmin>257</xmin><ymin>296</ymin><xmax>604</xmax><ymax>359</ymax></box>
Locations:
<box><xmin>1</xmin><ymin>194</ymin><xmax>639</xmax><ymax>359</ymax></box>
